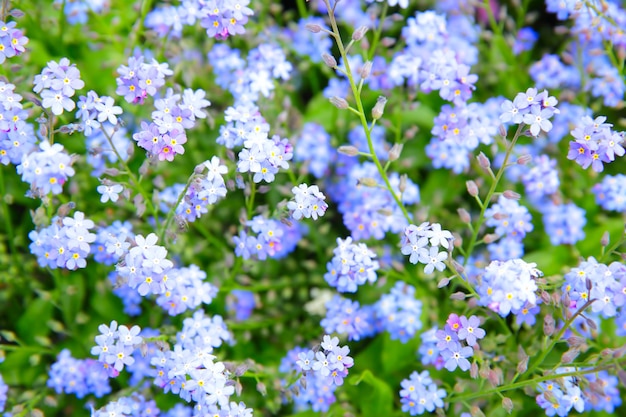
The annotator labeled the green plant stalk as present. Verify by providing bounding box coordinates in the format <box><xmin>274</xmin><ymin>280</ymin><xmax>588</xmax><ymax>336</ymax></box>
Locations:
<box><xmin>525</xmin><ymin>299</ymin><xmax>596</xmax><ymax>377</ymax></box>
<box><xmin>100</xmin><ymin>127</ymin><xmax>159</xmax><ymax>225</ymax></box>
<box><xmin>323</xmin><ymin>0</ymin><xmax>411</xmax><ymax>224</ymax></box>
<box><xmin>296</xmin><ymin>0</ymin><xmax>308</xmax><ymax>18</ymax></box>
<box><xmin>0</xmin><ymin>166</ymin><xmax>21</xmax><ymax>274</ymax></box>
<box><xmin>599</xmin><ymin>229</ymin><xmax>626</xmax><ymax>262</ymax></box>
<box><xmin>450</xmin><ymin>359</ymin><xmax>623</xmax><ymax>403</ymax></box>
<box><xmin>463</xmin><ymin>124</ymin><xmax>525</xmax><ymax>265</ymax></box>
<box><xmin>367</xmin><ymin>3</ymin><xmax>388</xmax><ymax>61</ymax></box>
<box><xmin>158</xmin><ymin>171</ymin><xmax>195</xmax><ymax>242</ymax></box>
<box><xmin>129</xmin><ymin>0</ymin><xmax>154</xmax><ymax>53</ymax></box>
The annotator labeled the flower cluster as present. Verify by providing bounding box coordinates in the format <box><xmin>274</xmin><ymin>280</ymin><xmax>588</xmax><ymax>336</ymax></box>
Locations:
<box><xmin>324</xmin><ymin>237</ymin><xmax>380</xmax><ymax>293</ymax></box>
<box><xmin>145</xmin><ymin>0</ymin><xmax>253</xmax><ymax>40</ymax></box>
<box><xmin>0</xmin><ymin>373</ymin><xmax>6</xmax><ymax>413</ymax></box>
<box><xmin>296</xmin><ymin>335</ymin><xmax>354</xmax><ymax>385</ymax></box>
<box><xmin>329</xmin><ymin>158</ymin><xmax>420</xmax><ymax>240</ymax></box>
<box><xmin>0</xmin><ymin>20</ymin><xmax>28</xmax><ymax>64</ymax></box>
<box><xmin>476</xmin><ymin>259</ymin><xmax>543</xmax><ymax>318</ymax></box>
<box><xmin>535</xmin><ymin>368</ymin><xmax>622</xmax><ymax>416</ymax></box>
<box><xmin>75</xmin><ymin>90</ymin><xmax>123</xmax><ymax>137</ymax></box>
<box><xmin>28</xmin><ymin>211</ymin><xmax>96</xmax><ymax>270</ymax></box>
<box><xmin>500</xmin><ymin>88</ymin><xmax>559</xmax><ymax>137</ymax></box>
<box><xmin>233</xmin><ymin>215</ymin><xmax>304</xmax><ymax>260</ymax></box>
<box><xmin>17</xmin><ymin>141</ymin><xmax>75</xmax><ymax>196</ymax></box>
<box><xmin>34</xmin><ymin>58</ymin><xmax>84</xmax><ymax>115</ymax></box>
<box><xmin>132</xmin><ymin>88</ymin><xmax>210</xmax><ymax>161</ymax></box>
<box><xmin>435</xmin><ymin>314</ymin><xmax>485</xmax><ymax>372</ymax></box>
<box><xmin>484</xmin><ymin>195</ymin><xmax>532</xmax><ymax>260</ymax></box>
<box><xmin>116</xmin><ymin>54</ymin><xmax>172</xmax><ymax>105</ymax></box>
<box><xmin>92</xmin><ymin>393</ymin><xmax>159</xmax><ymax>417</ymax></box>
<box><xmin>293</xmin><ymin>122</ymin><xmax>334</xmax><ymax>178</ymax></box>
<box><xmin>150</xmin><ymin>311</ymin><xmax>241</xmax><ymax>413</ymax></box>
<box><xmin>400</xmin><ymin>222</ymin><xmax>452</xmax><ymax>274</ymax></box>
<box><xmin>426</xmin><ymin>99</ymin><xmax>500</xmax><ymax>173</ymax></box>
<box><xmin>541</xmin><ymin>202</ymin><xmax>586</xmax><ymax>246</ymax></box>
<box><xmin>91</xmin><ymin>320</ymin><xmax>143</xmax><ymax>376</ymax></box>
<box><xmin>561</xmin><ymin>257</ymin><xmax>625</xmax><ymax>318</ymax></box>
<box><xmin>155</xmin><ymin>265</ymin><xmax>219</xmax><ymax>316</ymax></box>
<box><xmin>208</xmin><ymin>43</ymin><xmax>292</xmax><ymax>104</ymax></box>
<box><xmin>279</xmin><ymin>335</ymin><xmax>354</xmax><ymax>412</ymax></box>
<box><xmin>0</xmin><ymin>80</ymin><xmax>36</xmax><ymax>164</ymax></box>
<box><xmin>116</xmin><ymin>233</ymin><xmax>175</xmax><ymax>296</ymax></box>
<box><xmin>47</xmin><ymin>349</ymin><xmax>111</xmax><ymax>399</ymax></box>
<box><xmin>54</xmin><ymin>0</ymin><xmax>109</xmax><ymax>25</ymax></box>
<box><xmin>288</xmin><ymin>183</ymin><xmax>328</xmax><ymax>220</ymax></box>
<box><xmin>158</xmin><ymin>156</ymin><xmax>228</xmax><ymax>222</ymax></box>
<box><xmin>321</xmin><ymin>295</ymin><xmax>376</xmax><ymax>341</ymax></box>
<box><xmin>592</xmin><ymin>174</ymin><xmax>626</xmax><ymax>212</ymax></box>
<box><xmin>567</xmin><ymin>115</ymin><xmax>625</xmax><ymax>172</ymax></box>
<box><xmin>399</xmin><ymin>370</ymin><xmax>446</xmax><ymax>415</ymax></box>
<box><xmin>374</xmin><ymin>281</ymin><xmax>423</xmax><ymax>342</ymax></box>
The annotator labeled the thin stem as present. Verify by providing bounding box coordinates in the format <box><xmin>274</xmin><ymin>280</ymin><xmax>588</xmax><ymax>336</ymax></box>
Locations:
<box><xmin>367</xmin><ymin>3</ymin><xmax>388</xmax><ymax>61</ymax></box>
<box><xmin>525</xmin><ymin>299</ymin><xmax>596</xmax><ymax>376</ymax></box>
<box><xmin>100</xmin><ymin>127</ymin><xmax>159</xmax><ymax>224</ymax></box>
<box><xmin>158</xmin><ymin>172</ymin><xmax>195</xmax><ymax>242</ymax></box>
<box><xmin>323</xmin><ymin>0</ymin><xmax>411</xmax><ymax>224</ymax></box>
<box><xmin>463</xmin><ymin>124</ymin><xmax>524</xmax><ymax>265</ymax></box>
<box><xmin>450</xmin><ymin>360</ymin><xmax>623</xmax><ymax>403</ymax></box>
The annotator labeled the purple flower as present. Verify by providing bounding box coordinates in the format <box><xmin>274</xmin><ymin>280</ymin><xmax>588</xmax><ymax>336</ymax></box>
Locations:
<box><xmin>441</xmin><ymin>342</ymin><xmax>473</xmax><ymax>372</ymax></box>
<box><xmin>457</xmin><ymin>315</ymin><xmax>486</xmax><ymax>346</ymax></box>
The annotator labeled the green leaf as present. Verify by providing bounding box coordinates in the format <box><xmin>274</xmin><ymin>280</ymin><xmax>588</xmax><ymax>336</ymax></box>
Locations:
<box><xmin>16</xmin><ymin>298</ymin><xmax>53</xmax><ymax>344</ymax></box>
<box><xmin>349</xmin><ymin>369</ymin><xmax>394</xmax><ymax>417</ymax></box>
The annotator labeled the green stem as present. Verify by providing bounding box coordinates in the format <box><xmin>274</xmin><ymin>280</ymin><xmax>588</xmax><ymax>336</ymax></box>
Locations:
<box><xmin>525</xmin><ymin>299</ymin><xmax>596</xmax><ymax>377</ymax></box>
<box><xmin>296</xmin><ymin>0</ymin><xmax>308</xmax><ymax>18</ymax></box>
<box><xmin>0</xmin><ymin>166</ymin><xmax>20</xmax><ymax>274</ymax></box>
<box><xmin>100</xmin><ymin>127</ymin><xmax>159</xmax><ymax>224</ymax></box>
<box><xmin>450</xmin><ymin>360</ymin><xmax>623</xmax><ymax>403</ymax></box>
<box><xmin>599</xmin><ymin>229</ymin><xmax>626</xmax><ymax>263</ymax></box>
<box><xmin>367</xmin><ymin>2</ymin><xmax>388</xmax><ymax>61</ymax></box>
<box><xmin>323</xmin><ymin>0</ymin><xmax>411</xmax><ymax>224</ymax></box>
<box><xmin>158</xmin><ymin>172</ymin><xmax>195</xmax><ymax>242</ymax></box>
<box><xmin>128</xmin><ymin>0</ymin><xmax>154</xmax><ymax>53</ymax></box>
<box><xmin>463</xmin><ymin>124</ymin><xmax>524</xmax><ymax>265</ymax></box>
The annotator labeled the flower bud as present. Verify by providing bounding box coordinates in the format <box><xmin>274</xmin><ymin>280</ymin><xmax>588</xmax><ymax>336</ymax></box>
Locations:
<box><xmin>322</xmin><ymin>53</ymin><xmax>337</xmax><ymax>68</ymax></box>
<box><xmin>399</xmin><ymin>174</ymin><xmax>407</xmax><ymax>193</ymax></box>
<box><xmin>502</xmin><ymin>397</ymin><xmax>514</xmax><ymax>414</ymax></box>
<box><xmin>470</xmin><ymin>362</ymin><xmax>479</xmax><ymax>378</ymax></box>
<box><xmin>540</xmin><ymin>290</ymin><xmax>551</xmax><ymax>304</ymax></box>
<box><xmin>372</xmin><ymin>96</ymin><xmax>387</xmax><ymax>120</ymax></box>
<box><xmin>450</xmin><ymin>291</ymin><xmax>467</xmax><ymax>300</ymax></box>
<box><xmin>458</xmin><ymin>208</ymin><xmax>471</xmax><ymax>223</ymax></box>
<box><xmin>471</xmin><ymin>406</ymin><xmax>486</xmax><ymax>417</ymax></box>
<box><xmin>499</xmin><ymin>124</ymin><xmax>507</xmax><ymax>137</ymax></box>
<box><xmin>601</xmin><ymin>231</ymin><xmax>610</xmax><ymax>246</ymax></box>
<box><xmin>305</xmin><ymin>23</ymin><xmax>322</xmax><ymax>33</ymax></box>
<box><xmin>451</xmin><ymin>259</ymin><xmax>465</xmax><ymax>274</ymax></box>
<box><xmin>329</xmin><ymin>96</ymin><xmax>348</xmax><ymax>109</ymax></box>
<box><xmin>438</xmin><ymin>277</ymin><xmax>450</xmax><ymax>288</ymax></box>
<box><xmin>517</xmin><ymin>154</ymin><xmax>533</xmax><ymax>165</ymax></box>
<box><xmin>352</xmin><ymin>25</ymin><xmax>368</xmax><ymax>41</ymax></box>
<box><xmin>358</xmin><ymin>177</ymin><xmax>378</xmax><ymax>187</ymax></box>
<box><xmin>388</xmin><ymin>143</ymin><xmax>403</xmax><ymax>161</ymax></box>
<box><xmin>466</xmin><ymin>180</ymin><xmax>479</xmax><ymax>197</ymax></box>
<box><xmin>561</xmin><ymin>348</ymin><xmax>579</xmax><ymax>364</ymax></box>
<box><xmin>567</xmin><ymin>336</ymin><xmax>586</xmax><ymax>348</ymax></box>
<box><xmin>477</xmin><ymin>152</ymin><xmax>490</xmax><ymax>169</ymax></box>
<box><xmin>337</xmin><ymin>145</ymin><xmax>359</xmax><ymax>156</ymax></box>
<box><xmin>516</xmin><ymin>356</ymin><xmax>528</xmax><ymax>374</ymax></box>
<box><xmin>503</xmin><ymin>190</ymin><xmax>521</xmax><ymax>200</ymax></box>
<box><xmin>483</xmin><ymin>233</ymin><xmax>499</xmax><ymax>244</ymax></box>
<box><xmin>360</xmin><ymin>60</ymin><xmax>372</xmax><ymax>79</ymax></box>
<box><xmin>256</xmin><ymin>381</ymin><xmax>267</xmax><ymax>396</ymax></box>
<box><xmin>543</xmin><ymin>314</ymin><xmax>555</xmax><ymax>336</ymax></box>
<box><xmin>488</xmin><ymin>369</ymin><xmax>503</xmax><ymax>387</ymax></box>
